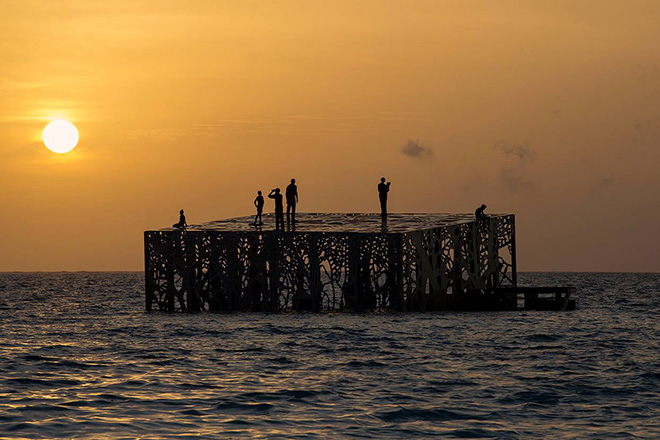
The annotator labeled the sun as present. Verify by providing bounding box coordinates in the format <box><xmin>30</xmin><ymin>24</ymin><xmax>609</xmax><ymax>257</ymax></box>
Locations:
<box><xmin>43</xmin><ymin>120</ymin><xmax>79</xmax><ymax>153</ymax></box>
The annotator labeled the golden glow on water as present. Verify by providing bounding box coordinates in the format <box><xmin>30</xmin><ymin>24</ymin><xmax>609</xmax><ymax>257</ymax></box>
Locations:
<box><xmin>1</xmin><ymin>273</ymin><xmax>659</xmax><ymax>438</ymax></box>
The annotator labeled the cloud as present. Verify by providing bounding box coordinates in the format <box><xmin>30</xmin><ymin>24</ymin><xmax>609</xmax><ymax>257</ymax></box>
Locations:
<box><xmin>590</xmin><ymin>175</ymin><xmax>615</xmax><ymax>195</ymax></box>
<box><xmin>494</xmin><ymin>139</ymin><xmax>537</xmax><ymax>163</ymax></box>
<box><xmin>401</xmin><ymin>139</ymin><xmax>433</xmax><ymax>158</ymax></box>
<box><xmin>127</xmin><ymin>128</ymin><xmax>192</xmax><ymax>142</ymax></box>
<box><xmin>629</xmin><ymin>117</ymin><xmax>660</xmax><ymax>150</ymax></box>
<box><xmin>457</xmin><ymin>140</ymin><xmax>539</xmax><ymax>195</ymax></box>
<box><xmin>636</xmin><ymin>63</ymin><xmax>660</xmax><ymax>82</ymax></box>
<box><xmin>457</xmin><ymin>176</ymin><xmax>489</xmax><ymax>193</ymax></box>
<box><xmin>128</xmin><ymin>113</ymin><xmax>417</xmax><ymax>140</ymax></box>
<box><xmin>494</xmin><ymin>140</ymin><xmax>538</xmax><ymax>194</ymax></box>
<box><xmin>498</xmin><ymin>166</ymin><xmax>536</xmax><ymax>194</ymax></box>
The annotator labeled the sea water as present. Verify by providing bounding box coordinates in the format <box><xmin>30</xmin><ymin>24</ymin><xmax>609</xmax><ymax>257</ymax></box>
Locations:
<box><xmin>0</xmin><ymin>272</ymin><xmax>658</xmax><ymax>439</ymax></box>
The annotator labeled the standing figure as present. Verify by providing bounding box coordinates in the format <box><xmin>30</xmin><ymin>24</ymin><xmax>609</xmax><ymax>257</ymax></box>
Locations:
<box><xmin>253</xmin><ymin>191</ymin><xmax>264</xmax><ymax>225</ymax></box>
<box><xmin>475</xmin><ymin>204</ymin><xmax>489</xmax><ymax>221</ymax></box>
<box><xmin>268</xmin><ymin>188</ymin><xmax>284</xmax><ymax>231</ymax></box>
<box><xmin>286</xmin><ymin>178</ymin><xmax>299</xmax><ymax>223</ymax></box>
<box><xmin>378</xmin><ymin>177</ymin><xmax>391</xmax><ymax>217</ymax></box>
<box><xmin>172</xmin><ymin>209</ymin><xmax>187</xmax><ymax>228</ymax></box>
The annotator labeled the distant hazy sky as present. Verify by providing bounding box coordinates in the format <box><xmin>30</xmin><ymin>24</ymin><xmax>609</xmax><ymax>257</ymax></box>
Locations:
<box><xmin>1</xmin><ymin>1</ymin><xmax>659</xmax><ymax>271</ymax></box>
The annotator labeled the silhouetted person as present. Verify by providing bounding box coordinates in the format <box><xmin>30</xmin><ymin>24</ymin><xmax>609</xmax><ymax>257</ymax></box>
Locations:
<box><xmin>172</xmin><ymin>209</ymin><xmax>187</xmax><ymax>228</ymax></box>
<box><xmin>268</xmin><ymin>188</ymin><xmax>284</xmax><ymax>230</ymax></box>
<box><xmin>253</xmin><ymin>191</ymin><xmax>264</xmax><ymax>225</ymax></box>
<box><xmin>286</xmin><ymin>178</ymin><xmax>298</xmax><ymax>223</ymax></box>
<box><xmin>475</xmin><ymin>204</ymin><xmax>489</xmax><ymax>221</ymax></box>
<box><xmin>378</xmin><ymin>177</ymin><xmax>391</xmax><ymax>217</ymax></box>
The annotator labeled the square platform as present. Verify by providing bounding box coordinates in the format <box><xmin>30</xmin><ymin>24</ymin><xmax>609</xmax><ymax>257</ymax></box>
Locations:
<box><xmin>145</xmin><ymin>213</ymin><xmax>516</xmax><ymax>312</ymax></box>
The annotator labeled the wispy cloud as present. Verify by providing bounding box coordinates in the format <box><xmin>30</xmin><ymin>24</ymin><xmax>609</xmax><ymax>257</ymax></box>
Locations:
<box><xmin>627</xmin><ymin>117</ymin><xmax>660</xmax><ymax>153</ymax></box>
<box><xmin>494</xmin><ymin>140</ymin><xmax>538</xmax><ymax>194</ymax></box>
<box><xmin>0</xmin><ymin>80</ymin><xmax>46</xmax><ymax>94</ymax></box>
<box><xmin>590</xmin><ymin>175</ymin><xmax>615</xmax><ymax>195</ymax></box>
<box><xmin>401</xmin><ymin>139</ymin><xmax>433</xmax><ymax>159</ymax></box>
<box><xmin>126</xmin><ymin>128</ymin><xmax>191</xmax><ymax>142</ymax></box>
<box><xmin>494</xmin><ymin>139</ymin><xmax>537</xmax><ymax>162</ymax></box>
<box><xmin>128</xmin><ymin>113</ymin><xmax>423</xmax><ymax>140</ymax></box>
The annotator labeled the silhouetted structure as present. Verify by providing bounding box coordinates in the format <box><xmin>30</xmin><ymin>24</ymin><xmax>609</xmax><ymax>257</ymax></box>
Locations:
<box><xmin>268</xmin><ymin>189</ymin><xmax>284</xmax><ymax>231</ymax></box>
<box><xmin>142</xmin><ymin>213</ymin><xmax>573</xmax><ymax>313</ymax></box>
<box><xmin>172</xmin><ymin>209</ymin><xmax>186</xmax><ymax>228</ymax></box>
<box><xmin>286</xmin><ymin>179</ymin><xmax>298</xmax><ymax>224</ymax></box>
<box><xmin>475</xmin><ymin>204</ymin><xmax>489</xmax><ymax>221</ymax></box>
<box><xmin>253</xmin><ymin>191</ymin><xmax>264</xmax><ymax>225</ymax></box>
<box><xmin>378</xmin><ymin>178</ymin><xmax>390</xmax><ymax>217</ymax></box>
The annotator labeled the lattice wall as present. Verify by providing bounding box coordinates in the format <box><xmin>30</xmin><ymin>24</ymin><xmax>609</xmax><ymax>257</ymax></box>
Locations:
<box><xmin>144</xmin><ymin>214</ymin><xmax>516</xmax><ymax>312</ymax></box>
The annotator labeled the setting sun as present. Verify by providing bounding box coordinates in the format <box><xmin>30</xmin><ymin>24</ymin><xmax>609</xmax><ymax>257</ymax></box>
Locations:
<box><xmin>42</xmin><ymin>119</ymin><xmax>79</xmax><ymax>154</ymax></box>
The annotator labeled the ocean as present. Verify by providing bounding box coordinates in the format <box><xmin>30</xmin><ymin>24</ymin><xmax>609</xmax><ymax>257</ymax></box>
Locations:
<box><xmin>0</xmin><ymin>272</ymin><xmax>658</xmax><ymax>439</ymax></box>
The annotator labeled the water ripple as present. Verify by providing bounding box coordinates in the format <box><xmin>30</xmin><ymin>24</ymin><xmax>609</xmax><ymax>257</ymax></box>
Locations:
<box><xmin>0</xmin><ymin>272</ymin><xmax>658</xmax><ymax>438</ymax></box>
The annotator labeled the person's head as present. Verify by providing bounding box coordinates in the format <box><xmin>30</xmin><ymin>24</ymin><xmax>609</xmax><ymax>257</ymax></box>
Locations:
<box><xmin>180</xmin><ymin>209</ymin><xmax>184</xmax><ymax>215</ymax></box>
<box><xmin>275</xmin><ymin>188</ymin><xmax>280</xmax><ymax>193</ymax></box>
<box><xmin>481</xmin><ymin>204</ymin><xmax>487</xmax><ymax>209</ymax></box>
<box><xmin>380</xmin><ymin>177</ymin><xmax>386</xmax><ymax>182</ymax></box>
<box><xmin>291</xmin><ymin>178</ymin><xmax>296</xmax><ymax>184</ymax></box>
<box><xmin>258</xmin><ymin>190</ymin><xmax>262</xmax><ymax>195</ymax></box>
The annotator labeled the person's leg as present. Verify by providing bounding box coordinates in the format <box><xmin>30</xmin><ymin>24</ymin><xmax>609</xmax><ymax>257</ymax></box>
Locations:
<box><xmin>292</xmin><ymin>203</ymin><xmax>296</xmax><ymax>223</ymax></box>
<box><xmin>286</xmin><ymin>204</ymin><xmax>291</xmax><ymax>222</ymax></box>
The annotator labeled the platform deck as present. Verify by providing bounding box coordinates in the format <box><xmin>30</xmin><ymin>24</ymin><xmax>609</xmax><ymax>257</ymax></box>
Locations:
<box><xmin>163</xmin><ymin>213</ymin><xmax>484</xmax><ymax>234</ymax></box>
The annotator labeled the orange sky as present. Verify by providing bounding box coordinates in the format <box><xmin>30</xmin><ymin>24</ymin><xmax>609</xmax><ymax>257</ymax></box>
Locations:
<box><xmin>1</xmin><ymin>0</ymin><xmax>659</xmax><ymax>271</ymax></box>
